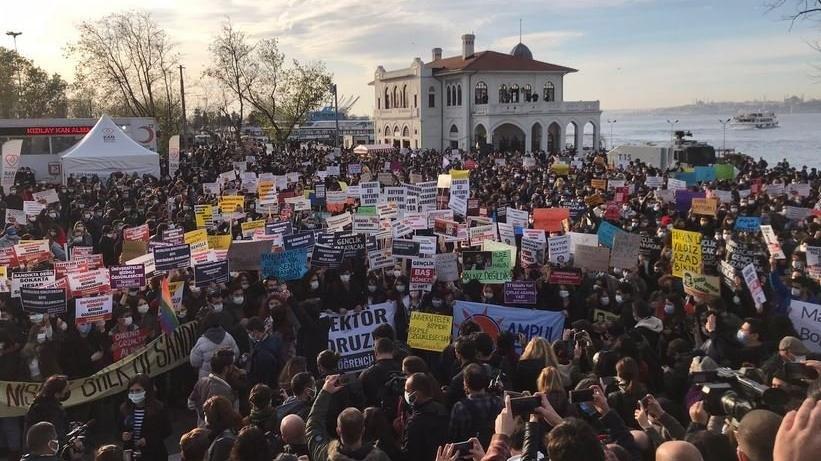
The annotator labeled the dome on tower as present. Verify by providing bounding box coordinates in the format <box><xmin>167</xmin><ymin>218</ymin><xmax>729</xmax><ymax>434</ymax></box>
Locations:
<box><xmin>510</xmin><ymin>42</ymin><xmax>533</xmax><ymax>60</ymax></box>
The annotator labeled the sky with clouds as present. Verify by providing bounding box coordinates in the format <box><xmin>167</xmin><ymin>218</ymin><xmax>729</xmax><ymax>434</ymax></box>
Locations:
<box><xmin>2</xmin><ymin>0</ymin><xmax>821</xmax><ymax>115</ymax></box>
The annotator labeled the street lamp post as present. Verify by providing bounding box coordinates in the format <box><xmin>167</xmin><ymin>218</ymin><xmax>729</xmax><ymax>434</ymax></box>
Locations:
<box><xmin>666</xmin><ymin>119</ymin><xmax>679</xmax><ymax>144</ymax></box>
<box><xmin>718</xmin><ymin>118</ymin><xmax>731</xmax><ymax>155</ymax></box>
<box><xmin>330</xmin><ymin>83</ymin><xmax>339</xmax><ymax>149</ymax></box>
<box><xmin>606</xmin><ymin>119</ymin><xmax>617</xmax><ymax>150</ymax></box>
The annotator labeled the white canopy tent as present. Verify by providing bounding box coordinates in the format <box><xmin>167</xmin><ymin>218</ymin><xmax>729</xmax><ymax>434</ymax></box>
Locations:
<box><xmin>353</xmin><ymin>144</ymin><xmax>394</xmax><ymax>156</ymax></box>
<box><xmin>60</xmin><ymin>114</ymin><xmax>160</xmax><ymax>182</ymax></box>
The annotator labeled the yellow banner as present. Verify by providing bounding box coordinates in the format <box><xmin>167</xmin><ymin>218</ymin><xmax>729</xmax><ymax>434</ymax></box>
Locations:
<box><xmin>338</xmin><ymin>181</ymin><xmax>348</xmax><ymax>192</ymax></box>
<box><xmin>672</xmin><ymin>229</ymin><xmax>702</xmax><ymax>278</ymax></box>
<box><xmin>207</xmin><ymin>235</ymin><xmax>232</xmax><ymax>250</ymax></box>
<box><xmin>0</xmin><ymin>322</ymin><xmax>198</xmax><ymax>417</ymax></box>
<box><xmin>218</xmin><ymin>195</ymin><xmax>245</xmax><ymax>214</ymax></box>
<box><xmin>240</xmin><ymin>219</ymin><xmax>265</xmax><ymax>237</ymax></box>
<box><xmin>450</xmin><ymin>169</ymin><xmax>470</xmax><ymax>180</ymax></box>
<box><xmin>407</xmin><ymin>312</ymin><xmax>452</xmax><ymax>352</ymax></box>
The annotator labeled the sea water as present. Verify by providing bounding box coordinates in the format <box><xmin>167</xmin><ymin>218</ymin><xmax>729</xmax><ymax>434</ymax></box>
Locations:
<box><xmin>596</xmin><ymin>111</ymin><xmax>821</xmax><ymax>168</ymax></box>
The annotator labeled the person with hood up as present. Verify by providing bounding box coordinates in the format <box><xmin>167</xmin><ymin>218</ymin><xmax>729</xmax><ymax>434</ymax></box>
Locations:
<box><xmin>306</xmin><ymin>375</ymin><xmax>391</xmax><ymax>461</ymax></box>
<box><xmin>190</xmin><ymin>313</ymin><xmax>240</xmax><ymax>379</ymax></box>
<box><xmin>632</xmin><ymin>301</ymin><xmax>664</xmax><ymax>350</ymax></box>
<box><xmin>245</xmin><ymin>316</ymin><xmax>284</xmax><ymax>388</ymax></box>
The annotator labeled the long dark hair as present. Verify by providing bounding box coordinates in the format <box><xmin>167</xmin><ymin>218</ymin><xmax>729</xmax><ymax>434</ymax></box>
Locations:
<box><xmin>36</xmin><ymin>374</ymin><xmax>68</xmax><ymax>400</ymax></box>
<box><xmin>120</xmin><ymin>373</ymin><xmax>162</xmax><ymax>416</ymax></box>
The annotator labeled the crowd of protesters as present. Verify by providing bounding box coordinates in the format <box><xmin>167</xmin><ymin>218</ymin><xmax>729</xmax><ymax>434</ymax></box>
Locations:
<box><xmin>0</xmin><ymin>138</ymin><xmax>819</xmax><ymax>461</ymax></box>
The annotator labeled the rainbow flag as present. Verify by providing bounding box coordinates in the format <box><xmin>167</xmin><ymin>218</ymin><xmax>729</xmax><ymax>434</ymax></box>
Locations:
<box><xmin>158</xmin><ymin>277</ymin><xmax>180</xmax><ymax>335</ymax></box>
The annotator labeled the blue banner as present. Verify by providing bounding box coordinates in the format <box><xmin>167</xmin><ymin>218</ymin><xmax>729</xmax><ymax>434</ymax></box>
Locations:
<box><xmin>694</xmin><ymin>166</ymin><xmax>716</xmax><ymax>183</ymax></box>
<box><xmin>597</xmin><ymin>221</ymin><xmax>622</xmax><ymax>248</ymax></box>
<box><xmin>261</xmin><ymin>249</ymin><xmax>309</xmax><ymax>281</ymax></box>
<box><xmin>452</xmin><ymin>301</ymin><xmax>564</xmax><ymax>348</ymax></box>
<box><xmin>734</xmin><ymin>216</ymin><xmax>761</xmax><ymax>233</ymax></box>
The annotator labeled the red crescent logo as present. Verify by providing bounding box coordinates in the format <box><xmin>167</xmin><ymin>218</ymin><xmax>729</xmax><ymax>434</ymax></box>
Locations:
<box><xmin>137</xmin><ymin>126</ymin><xmax>155</xmax><ymax>144</ymax></box>
<box><xmin>4</xmin><ymin>153</ymin><xmax>20</xmax><ymax>168</ymax></box>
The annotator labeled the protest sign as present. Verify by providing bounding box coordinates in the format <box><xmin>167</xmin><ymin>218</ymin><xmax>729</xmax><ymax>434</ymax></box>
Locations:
<box><xmin>20</xmin><ymin>287</ymin><xmax>66</xmax><ymax>314</ymax></box>
<box><xmin>610</xmin><ymin>233</ymin><xmax>641</xmax><ymax>269</ymax></box>
<box><xmin>469</xmin><ymin>224</ymin><xmax>497</xmax><ymax>246</ymax></box>
<box><xmin>506</xmin><ymin>208</ymin><xmax>529</xmax><ymax>228</ymax></box>
<box><xmin>453</xmin><ymin>301</ymin><xmax>563</xmax><ymax>344</ymax></box>
<box><xmin>227</xmin><ymin>240</ymin><xmax>272</xmax><ymax>271</ymax></box>
<box><xmin>435</xmin><ymin>253</ymin><xmax>459</xmax><ymax>282</ymax></box>
<box><xmin>112</xmin><ymin>329</ymin><xmax>148</xmax><ymax>362</ymax></box>
<box><xmin>742</xmin><ymin>263</ymin><xmax>767</xmax><ymax>305</ymax></box>
<box><xmin>109</xmin><ymin>265</ymin><xmax>145</xmax><ymax>289</ymax></box>
<box><xmin>5</xmin><ymin>208</ymin><xmax>25</xmax><ymax>225</ymax></box>
<box><xmin>547</xmin><ymin>235</ymin><xmax>570</xmax><ymax>264</ymax></box>
<box><xmin>54</xmin><ymin>260</ymin><xmax>88</xmax><ymax>279</ymax></box>
<box><xmin>682</xmin><ymin>271</ymin><xmax>721</xmax><ymax>298</ymax></box>
<box><xmin>785</xmin><ymin>206</ymin><xmax>811</xmax><ymax>221</ymax></box>
<box><xmin>23</xmin><ymin>201</ymin><xmax>45</xmax><ymax>216</ymax></box>
<box><xmin>548</xmin><ymin>268</ymin><xmax>583</xmax><ymax>285</ymax></box>
<box><xmin>726</xmin><ymin>240</ymin><xmax>766</xmax><ymax>273</ymax></box>
<box><xmin>67</xmin><ymin>268</ymin><xmax>111</xmax><ymax>298</ymax></box>
<box><xmin>410</xmin><ymin>258</ymin><xmax>436</xmax><ymax>291</ymax></box>
<box><xmin>261</xmin><ymin>249</ymin><xmax>309</xmax><ymax>281</ymax></box>
<box><xmin>311</xmin><ymin>245</ymin><xmax>345</xmax><ymax>269</ymax></box>
<box><xmin>13</xmin><ymin>240</ymin><xmax>51</xmax><ymax>265</ymax></box>
<box><xmin>462</xmin><ymin>251</ymin><xmax>511</xmax><ymax>284</ymax></box>
<box><xmin>573</xmin><ymin>245</ymin><xmax>611</xmax><ymax>272</ymax></box>
<box><xmin>368</xmin><ymin>248</ymin><xmax>394</xmax><ymax>270</ymax></box>
<box><xmin>32</xmin><ymin>189</ymin><xmax>59</xmax><ymax>204</ymax></box>
<box><xmin>325</xmin><ymin>302</ymin><xmax>396</xmax><ymax>372</ymax></box>
<box><xmin>532</xmin><ymin>208</ymin><xmax>569</xmax><ymax>232</ymax></box>
<box><xmin>0</xmin><ymin>322</ymin><xmax>198</xmax><ymax>417</ymax></box>
<box><xmin>194</xmin><ymin>260</ymin><xmax>230</xmax><ymax>287</ymax></box>
<box><xmin>162</xmin><ymin>228</ymin><xmax>184</xmax><ymax>245</ymax></box>
<box><xmin>218</xmin><ymin>195</ymin><xmax>245</xmax><ymax>214</ymax></box>
<box><xmin>789</xmin><ymin>301</ymin><xmax>821</xmax><ymax>353</ymax></box>
<box><xmin>407</xmin><ymin>312</ymin><xmax>453</xmax><ymax>352</ymax></box>
<box><xmin>760</xmin><ymin>225</ymin><xmax>786</xmax><ymax>259</ymax></box>
<box><xmin>734</xmin><ymin>217</ymin><xmax>761</xmax><ymax>233</ymax></box>
<box><xmin>412</xmin><ymin>235</ymin><xmax>437</xmax><ymax>256</ymax></box>
<box><xmin>482</xmin><ymin>241</ymin><xmax>518</xmax><ymax>269</ymax></box>
<box><xmin>283</xmin><ymin>232</ymin><xmax>315</xmax><ymax>251</ymax></box>
<box><xmin>672</xmin><ymin>229</ymin><xmax>702</xmax><ymax>278</ymax></box>
<box><xmin>11</xmin><ymin>270</ymin><xmax>56</xmax><ymax>298</ymax></box>
<box><xmin>331</xmin><ymin>233</ymin><xmax>367</xmax><ymax>258</ymax></box>
<box><xmin>75</xmin><ymin>294</ymin><xmax>113</xmax><ymax>325</ymax></box>
<box><xmin>392</xmin><ymin>239</ymin><xmax>421</xmax><ymax>258</ymax></box>
<box><xmin>326</xmin><ymin>212</ymin><xmax>352</xmax><ymax>231</ymax></box>
<box><xmin>691</xmin><ymin>198</ymin><xmax>718</xmax><ymax>216</ymax></box>
<box><xmin>568</xmin><ymin>232</ymin><xmax>599</xmax><ymax>254</ymax></box>
<box><xmin>597</xmin><ymin>221</ymin><xmax>622</xmax><ymax>248</ymax></box>
<box><xmin>123</xmin><ymin>224</ymin><xmax>150</xmax><ymax>242</ymax></box>
<box><xmin>503</xmin><ymin>281</ymin><xmax>537</xmax><ymax>305</ymax></box>
<box><xmin>153</xmin><ymin>244</ymin><xmax>192</xmax><ymax>271</ymax></box>
<box><xmin>640</xmin><ymin>234</ymin><xmax>663</xmax><ymax>260</ymax></box>
<box><xmin>240</xmin><ymin>219</ymin><xmax>265</xmax><ymax>238</ymax></box>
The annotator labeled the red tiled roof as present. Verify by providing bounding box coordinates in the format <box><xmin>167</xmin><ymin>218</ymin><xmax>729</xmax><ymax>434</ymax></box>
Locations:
<box><xmin>425</xmin><ymin>50</ymin><xmax>577</xmax><ymax>74</ymax></box>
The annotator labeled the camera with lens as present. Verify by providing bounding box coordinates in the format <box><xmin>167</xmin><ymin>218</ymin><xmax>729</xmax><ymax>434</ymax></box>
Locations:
<box><xmin>700</xmin><ymin>368</ymin><xmax>787</xmax><ymax>422</ymax></box>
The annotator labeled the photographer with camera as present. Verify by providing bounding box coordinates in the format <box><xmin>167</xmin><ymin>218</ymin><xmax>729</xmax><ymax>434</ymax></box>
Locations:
<box><xmin>24</xmin><ymin>376</ymin><xmax>71</xmax><ymax>447</ymax></box>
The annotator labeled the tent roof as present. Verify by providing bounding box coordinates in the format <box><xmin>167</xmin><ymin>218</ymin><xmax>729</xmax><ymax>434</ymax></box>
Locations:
<box><xmin>60</xmin><ymin>114</ymin><xmax>159</xmax><ymax>159</ymax></box>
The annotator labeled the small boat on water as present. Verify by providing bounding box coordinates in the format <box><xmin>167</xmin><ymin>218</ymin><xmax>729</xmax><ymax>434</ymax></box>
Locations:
<box><xmin>730</xmin><ymin>111</ymin><xmax>779</xmax><ymax>129</ymax></box>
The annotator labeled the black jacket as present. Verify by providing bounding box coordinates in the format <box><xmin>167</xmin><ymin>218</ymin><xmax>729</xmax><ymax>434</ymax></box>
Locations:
<box><xmin>401</xmin><ymin>399</ymin><xmax>449</xmax><ymax>461</ymax></box>
<box><xmin>25</xmin><ymin>397</ymin><xmax>68</xmax><ymax>445</ymax></box>
<box><xmin>359</xmin><ymin>358</ymin><xmax>401</xmax><ymax>408</ymax></box>
<box><xmin>118</xmin><ymin>401</ymin><xmax>173</xmax><ymax>461</ymax></box>
<box><xmin>514</xmin><ymin>359</ymin><xmax>545</xmax><ymax>393</ymax></box>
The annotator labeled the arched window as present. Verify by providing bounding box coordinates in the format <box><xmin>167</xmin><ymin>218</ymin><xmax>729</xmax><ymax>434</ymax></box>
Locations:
<box><xmin>544</xmin><ymin>82</ymin><xmax>555</xmax><ymax>102</ymax></box>
<box><xmin>428</xmin><ymin>86</ymin><xmax>435</xmax><ymax>108</ymax></box>
<box><xmin>384</xmin><ymin>125</ymin><xmax>391</xmax><ymax>136</ymax></box>
<box><xmin>446</xmin><ymin>85</ymin><xmax>452</xmax><ymax>106</ymax></box>
<box><xmin>499</xmin><ymin>84</ymin><xmax>508</xmax><ymax>103</ymax></box>
<box><xmin>457</xmin><ymin>85</ymin><xmax>462</xmax><ymax>106</ymax></box>
<box><xmin>384</xmin><ymin>88</ymin><xmax>390</xmax><ymax>109</ymax></box>
<box><xmin>377</xmin><ymin>97</ymin><xmax>381</xmax><ymax>109</ymax></box>
<box><xmin>523</xmin><ymin>84</ymin><xmax>532</xmax><ymax>102</ymax></box>
<box><xmin>450</xmin><ymin>124</ymin><xmax>459</xmax><ymax>134</ymax></box>
<box><xmin>510</xmin><ymin>84</ymin><xmax>520</xmax><ymax>103</ymax></box>
<box><xmin>392</xmin><ymin>86</ymin><xmax>398</xmax><ymax>109</ymax></box>
<box><xmin>475</xmin><ymin>81</ymin><xmax>488</xmax><ymax>105</ymax></box>
<box><xmin>402</xmin><ymin>126</ymin><xmax>410</xmax><ymax>137</ymax></box>
<box><xmin>393</xmin><ymin>125</ymin><xmax>400</xmax><ymax>138</ymax></box>
<box><xmin>402</xmin><ymin>85</ymin><xmax>407</xmax><ymax>108</ymax></box>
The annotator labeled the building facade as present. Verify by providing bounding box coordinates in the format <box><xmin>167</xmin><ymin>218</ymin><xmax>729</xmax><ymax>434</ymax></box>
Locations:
<box><xmin>370</xmin><ymin>34</ymin><xmax>601</xmax><ymax>153</ymax></box>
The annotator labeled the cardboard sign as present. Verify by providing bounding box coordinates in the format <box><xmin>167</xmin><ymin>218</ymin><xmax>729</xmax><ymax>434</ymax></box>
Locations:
<box><xmin>410</xmin><ymin>258</ymin><xmax>437</xmax><ymax>291</ymax></box>
<box><xmin>121</xmin><ymin>240</ymin><xmax>147</xmax><ymax>262</ymax></box>
<box><xmin>407</xmin><ymin>312</ymin><xmax>452</xmax><ymax>352</ymax></box>
<box><xmin>13</xmin><ymin>240</ymin><xmax>51</xmax><ymax>265</ymax></box>
<box><xmin>462</xmin><ymin>250</ymin><xmax>511</xmax><ymax>284</ymax></box>
<box><xmin>392</xmin><ymin>239</ymin><xmax>421</xmax><ymax>258</ymax></box>
<box><xmin>593</xmin><ymin>309</ymin><xmax>621</xmax><ymax>323</ymax></box>
<box><xmin>20</xmin><ymin>286</ymin><xmax>66</xmax><ymax>314</ymax></box>
<box><xmin>123</xmin><ymin>224</ymin><xmax>149</xmax><ymax>242</ymax></box>
<box><xmin>54</xmin><ymin>260</ymin><xmax>87</xmax><ymax>279</ymax></box>
<box><xmin>548</xmin><ymin>235</ymin><xmax>571</xmax><ymax>265</ymax></box>
<box><xmin>573</xmin><ymin>245</ymin><xmax>611</xmax><ymax>272</ymax></box>
<box><xmin>503</xmin><ymin>281</ymin><xmax>537</xmax><ymax>305</ymax></box>
<box><xmin>283</xmin><ymin>232</ymin><xmax>315</xmax><ymax>251</ymax></box>
<box><xmin>153</xmin><ymin>244</ymin><xmax>192</xmax><ymax>271</ymax></box>
<box><xmin>109</xmin><ymin>265</ymin><xmax>146</xmax><ymax>289</ymax></box>
<box><xmin>672</xmin><ymin>229</ymin><xmax>702</xmax><ymax>278</ymax></box>
<box><xmin>227</xmin><ymin>240</ymin><xmax>272</xmax><ymax>271</ymax></box>
<box><xmin>326</xmin><ymin>212</ymin><xmax>353</xmax><ymax>231</ymax></box>
<box><xmin>682</xmin><ymin>271</ymin><xmax>721</xmax><ymax>298</ymax></box>
<box><xmin>32</xmin><ymin>189</ymin><xmax>59</xmax><ymax>204</ymax></box>
<box><xmin>112</xmin><ymin>329</ymin><xmax>148</xmax><ymax>362</ymax></box>
<box><xmin>691</xmin><ymin>198</ymin><xmax>717</xmax><ymax>216</ymax></box>
<box><xmin>75</xmin><ymin>294</ymin><xmax>113</xmax><ymax>325</ymax></box>
<box><xmin>194</xmin><ymin>260</ymin><xmax>230</xmax><ymax>287</ymax></box>
<box><xmin>547</xmin><ymin>268</ymin><xmax>583</xmax><ymax>285</ymax></box>
<box><xmin>760</xmin><ymin>225</ymin><xmax>785</xmax><ymax>259</ymax></box>
<box><xmin>11</xmin><ymin>270</ymin><xmax>55</xmax><ymax>298</ymax></box>
<box><xmin>219</xmin><ymin>195</ymin><xmax>245</xmax><ymax>214</ymax></box>
<box><xmin>533</xmin><ymin>208</ymin><xmax>569</xmax><ymax>232</ymax></box>
<box><xmin>788</xmin><ymin>301</ymin><xmax>821</xmax><ymax>353</ymax></box>
<box><xmin>610</xmin><ymin>232</ymin><xmax>641</xmax><ymax>269</ymax></box>
<box><xmin>742</xmin><ymin>263</ymin><xmax>767</xmax><ymax>305</ymax></box>
<box><xmin>591</xmin><ymin>178</ymin><xmax>607</xmax><ymax>190</ymax></box>
<box><xmin>435</xmin><ymin>253</ymin><xmax>459</xmax><ymax>282</ymax></box>
<box><xmin>597</xmin><ymin>222</ymin><xmax>622</xmax><ymax>248</ymax></box>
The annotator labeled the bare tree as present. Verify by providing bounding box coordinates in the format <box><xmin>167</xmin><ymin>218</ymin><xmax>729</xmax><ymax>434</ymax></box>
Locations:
<box><xmin>244</xmin><ymin>38</ymin><xmax>332</xmax><ymax>145</ymax></box>
<box><xmin>66</xmin><ymin>10</ymin><xmax>180</xmax><ymax>150</ymax></box>
<box><xmin>767</xmin><ymin>0</ymin><xmax>821</xmax><ymax>27</ymax></box>
<box><xmin>203</xmin><ymin>20</ymin><xmax>256</xmax><ymax>149</ymax></box>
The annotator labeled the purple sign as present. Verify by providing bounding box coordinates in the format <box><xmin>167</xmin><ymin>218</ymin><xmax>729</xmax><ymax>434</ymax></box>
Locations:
<box><xmin>503</xmin><ymin>281</ymin><xmax>537</xmax><ymax>305</ymax></box>
<box><xmin>110</xmin><ymin>264</ymin><xmax>146</xmax><ymax>289</ymax></box>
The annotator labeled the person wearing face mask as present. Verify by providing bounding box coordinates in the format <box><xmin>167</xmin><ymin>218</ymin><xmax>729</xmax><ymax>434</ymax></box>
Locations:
<box><xmin>245</xmin><ymin>316</ymin><xmax>285</xmax><ymax>388</ymax></box>
<box><xmin>0</xmin><ymin>225</ymin><xmax>21</xmax><ymax>249</ymax></box>
<box><xmin>323</xmin><ymin>268</ymin><xmax>366</xmax><ymax>315</ymax></box>
<box><xmin>365</xmin><ymin>275</ymin><xmax>387</xmax><ymax>305</ymax></box>
<box><xmin>733</xmin><ymin>318</ymin><xmax>772</xmax><ymax>368</ymax></box>
<box><xmin>119</xmin><ymin>374</ymin><xmax>172</xmax><ymax>461</ymax></box>
<box><xmin>22</xmin><ymin>322</ymin><xmax>62</xmax><ymax>382</ymax></box>
<box><xmin>24</xmin><ymin>375</ymin><xmax>71</xmax><ymax>447</ymax></box>
<box><xmin>400</xmin><ymin>372</ymin><xmax>448</xmax><ymax>461</ymax></box>
<box><xmin>96</xmin><ymin>225</ymin><xmax>121</xmax><ymax>267</ymax></box>
<box><xmin>21</xmin><ymin>421</ymin><xmax>62</xmax><ymax>461</ymax></box>
<box><xmin>274</xmin><ymin>372</ymin><xmax>316</xmax><ymax>428</ymax></box>
<box><xmin>66</xmin><ymin>222</ymin><xmax>93</xmax><ymax>252</ymax></box>
<box><xmin>760</xmin><ymin>336</ymin><xmax>813</xmax><ymax>383</ymax></box>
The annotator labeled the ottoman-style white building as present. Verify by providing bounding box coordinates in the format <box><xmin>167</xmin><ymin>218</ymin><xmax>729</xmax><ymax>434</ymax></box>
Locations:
<box><xmin>370</xmin><ymin>33</ymin><xmax>601</xmax><ymax>153</ymax></box>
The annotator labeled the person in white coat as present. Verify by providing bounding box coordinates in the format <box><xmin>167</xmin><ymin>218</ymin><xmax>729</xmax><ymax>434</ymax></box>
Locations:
<box><xmin>189</xmin><ymin>313</ymin><xmax>240</xmax><ymax>379</ymax></box>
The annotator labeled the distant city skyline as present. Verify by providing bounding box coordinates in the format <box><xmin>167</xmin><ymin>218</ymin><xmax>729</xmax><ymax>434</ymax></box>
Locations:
<box><xmin>3</xmin><ymin>0</ymin><xmax>821</xmax><ymax>115</ymax></box>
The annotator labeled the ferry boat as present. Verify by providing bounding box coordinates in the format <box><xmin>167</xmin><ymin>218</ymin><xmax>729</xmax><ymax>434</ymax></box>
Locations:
<box><xmin>730</xmin><ymin>112</ymin><xmax>779</xmax><ymax>129</ymax></box>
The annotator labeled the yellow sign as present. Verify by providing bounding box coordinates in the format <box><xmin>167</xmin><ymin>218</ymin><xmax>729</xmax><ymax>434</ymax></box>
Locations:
<box><xmin>691</xmin><ymin>198</ymin><xmax>718</xmax><ymax>216</ymax></box>
<box><xmin>682</xmin><ymin>271</ymin><xmax>721</xmax><ymax>298</ymax></box>
<box><xmin>240</xmin><ymin>219</ymin><xmax>265</xmax><ymax>237</ymax></box>
<box><xmin>672</xmin><ymin>229</ymin><xmax>702</xmax><ymax>278</ymax></box>
<box><xmin>550</xmin><ymin>163</ymin><xmax>570</xmax><ymax>175</ymax></box>
<box><xmin>184</xmin><ymin>229</ymin><xmax>209</xmax><ymax>255</ymax></box>
<box><xmin>450</xmin><ymin>169</ymin><xmax>470</xmax><ymax>180</ymax></box>
<box><xmin>218</xmin><ymin>195</ymin><xmax>245</xmax><ymax>213</ymax></box>
<box><xmin>194</xmin><ymin>205</ymin><xmax>213</xmax><ymax>228</ymax></box>
<box><xmin>0</xmin><ymin>322</ymin><xmax>198</xmax><ymax>417</ymax></box>
<box><xmin>407</xmin><ymin>312</ymin><xmax>453</xmax><ymax>352</ymax></box>
<box><xmin>207</xmin><ymin>234</ymin><xmax>232</xmax><ymax>250</ymax></box>
<box><xmin>338</xmin><ymin>181</ymin><xmax>348</xmax><ymax>192</ymax></box>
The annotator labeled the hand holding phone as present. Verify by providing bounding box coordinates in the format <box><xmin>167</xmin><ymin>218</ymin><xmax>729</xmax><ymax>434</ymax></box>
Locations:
<box><xmin>509</xmin><ymin>396</ymin><xmax>541</xmax><ymax>416</ymax></box>
<box><xmin>569</xmin><ymin>388</ymin><xmax>594</xmax><ymax>404</ymax></box>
